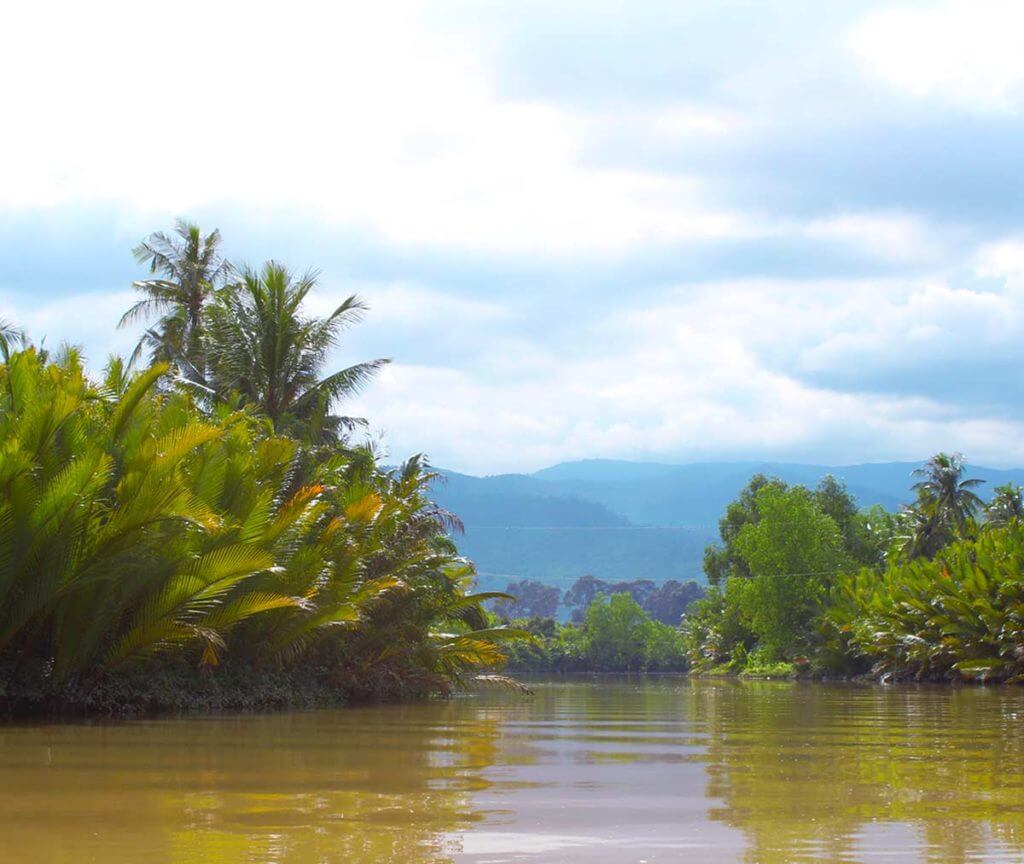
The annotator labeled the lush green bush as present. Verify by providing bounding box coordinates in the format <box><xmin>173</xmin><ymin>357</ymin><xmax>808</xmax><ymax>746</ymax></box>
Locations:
<box><xmin>0</xmin><ymin>348</ymin><xmax>519</xmax><ymax>713</ymax></box>
<box><xmin>828</xmin><ymin>524</ymin><xmax>1024</xmax><ymax>682</ymax></box>
<box><xmin>681</xmin><ymin>580</ymin><xmax>755</xmax><ymax>671</ymax></box>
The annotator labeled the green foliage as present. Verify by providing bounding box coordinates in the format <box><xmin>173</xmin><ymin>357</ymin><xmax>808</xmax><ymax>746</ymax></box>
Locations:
<box><xmin>688</xmin><ymin>475</ymin><xmax>894</xmax><ymax>673</ymax></box>
<box><xmin>562</xmin><ymin>574</ymin><xmax>703</xmax><ymax>624</ymax></box>
<box><xmin>0</xmin><ymin>243</ymin><xmax>522</xmax><ymax>714</ymax></box>
<box><xmin>737</xmin><ymin>653</ymin><xmax>796</xmax><ymax>679</ymax></box>
<box><xmin>205</xmin><ymin>263</ymin><xmax>389</xmax><ymax>438</ymax></box>
<box><xmin>120</xmin><ymin>220</ymin><xmax>233</xmax><ymax>374</ymax></box>
<box><xmin>689</xmin><ymin>456</ymin><xmax>1024</xmax><ymax>682</ymax></box>
<box><xmin>817</xmin><ymin>478</ymin><xmax>895</xmax><ymax>567</ymax></box>
<box><xmin>583</xmin><ymin>593</ymin><xmax>651</xmax><ymax>670</ymax></box>
<box><xmin>733</xmin><ymin>485</ymin><xmax>851</xmax><ymax>659</ymax></box>
<box><xmin>843</xmin><ymin>504</ymin><xmax>898</xmax><ymax>568</ymax></box>
<box><xmin>681</xmin><ymin>580</ymin><xmax>755</xmax><ymax>671</ymax></box>
<box><xmin>895</xmin><ymin>452</ymin><xmax>984</xmax><ymax>559</ymax></box>
<box><xmin>703</xmin><ymin>473</ymin><xmax>787</xmax><ymax>585</ymax></box>
<box><xmin>829</xmin><ymin>524</ymin><xmax>1024</xmax><ymax>682</ymax></box>
<box><xmin>122</xmin><ymin>224</ymin><xmax>390</xmax><ymax>445</ymax></box>
<box><xmin>493</xmin><ymin>579</ymin><xmax>561</xmax><ymax>620</ymax></box>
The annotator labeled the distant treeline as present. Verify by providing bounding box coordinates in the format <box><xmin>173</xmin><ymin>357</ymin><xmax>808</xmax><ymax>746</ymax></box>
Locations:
<box><xmin>492</xmin><ymin>576</ymin><xmax>703</xmax><ymax>674</ymax></box>
<box><xmin>492</xmin><ymin>575</ymin><xmax>705</xmax><ymax>625</ymax></box>
<box><xmin>502</xmin><ymin>593</ymin><xmax>689</xmax><ymax>674</ymax></box>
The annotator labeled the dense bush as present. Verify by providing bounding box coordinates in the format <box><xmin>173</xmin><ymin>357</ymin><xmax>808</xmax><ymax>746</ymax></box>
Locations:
<box><xmin>828</xmin><ymin>525</ymin><xmax>1024</xmax><ymax>682</ymax></box>
<box><xmin>0</xmin><ymin>223</ymin><xmax>524</xmax><ymax>714</ymax></box>
<box><xmin>0</xmin><ymin>349</ymin><xmax>519</xmax><ymax>712</ymax></box>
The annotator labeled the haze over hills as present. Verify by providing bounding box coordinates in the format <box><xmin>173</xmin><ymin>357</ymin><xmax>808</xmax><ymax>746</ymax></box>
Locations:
<box><xmin>433</xmin><ymin>459</ymin><xmax>1024</xmax><ymax>590</ymax></box>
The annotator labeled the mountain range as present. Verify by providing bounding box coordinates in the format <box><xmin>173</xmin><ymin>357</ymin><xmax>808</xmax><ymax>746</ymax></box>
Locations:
<box><xmin>432</xmin><ymin>459</ymin><xmax>1024</xmax><ymax>590</ymax></box>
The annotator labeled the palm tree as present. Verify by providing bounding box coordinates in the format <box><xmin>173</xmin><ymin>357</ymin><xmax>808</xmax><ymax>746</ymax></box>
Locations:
<box><xmin>895</xmin><ymin>495</ymin><xmax>951</xmax><ymax>560</ymax></box>
<box><xmin>120</xmin><ymin>220</ymin><xmax>233</xmax><ymax>375</ymax></box>
<box><xmin>911</xmin><ymin>452</ymin><xmax>984</xmax><ymax>537</ymax></box>
<box><xmin>206</xmin><ymin>261</ymin><xmax>389</xmax><ymax>437</ymax></box>
<box><xmin>985</xmin><ymin>483</ymin><xmax>1024</xmax><ymax>528</ymax></box>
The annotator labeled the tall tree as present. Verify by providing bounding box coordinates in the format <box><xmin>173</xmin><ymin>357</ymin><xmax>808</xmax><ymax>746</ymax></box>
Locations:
<box><xmin>644</xmin><ymin>580</ymin><xmax>705</xmax><ymax>625</ymax></box>
<box><xmin>902</xmin><ymin>453</ymin><xmax>985</xmax><ymax>556</ymax></box>
<box><xmin>814</xmin><ymin>475</ymin><xmax>892</xmax><ymax>567</ymax></box>
<box><xmin>564</xmin><ymin>575</ymin><xmax>611</xmax><ymax>622</ymax></box>
<box><xmin>733</xmin><ymin>485</ymin><xmax>850</xmax><ymax>659</ymax></box>
<box><xmin>912</xmin><ymin>452</ymin><xmax>984</xmax><ymax>530</ymax></box>
<box><xmin>703</xmin><ymin>474</ymin><xmax>788</xmax><ymax>584</ymax></box>
<box><xmin>120</xmin><ymin>220</ymin><xmax>233</xmax><ymax>374</ymax></box>
<box><xmin>206</xmin><ymin>261</ymin><xmax>389</xmax><ymax>437</ymax></box>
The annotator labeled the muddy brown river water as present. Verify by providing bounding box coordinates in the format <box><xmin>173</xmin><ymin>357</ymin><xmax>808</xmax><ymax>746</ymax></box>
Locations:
<box><xmin>2</xmin><ymin>679</ymin><xmax>1024</xmax><ymax>862</ymax></box>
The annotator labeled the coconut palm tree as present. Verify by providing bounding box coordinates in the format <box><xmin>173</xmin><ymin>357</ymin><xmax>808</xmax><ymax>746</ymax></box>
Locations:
<box><xmin>985</xmin><ymin>483</ymin><xmax>1024</xmax><ymax>528</ymax></box>
<box><xmin>120</xmin><ymin>220</ymin><xmax>234</xmax><ymax>375</ymax></box>
<box><xmin>895</xmin><ymin>494</ymin><xmax>952</xmax><ymax>560</ymax></box>
<box><xmin>911</xmin><ymin>452</ymin><xmax>984</xmax><ymax>538</ymax></box>
<box><xmin>205</xmin><ymin>261</ymin><xmax>389</xmax><ymax>438</ymax></box>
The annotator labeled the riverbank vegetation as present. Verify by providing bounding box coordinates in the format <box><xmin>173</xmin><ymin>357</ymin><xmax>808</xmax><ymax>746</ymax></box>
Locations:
<box><xmin>0</xmin><ymin>222</ymin><xmax>523</xmax><ymax>715</ymax></box>
<box><xmin>685</xmin><ymin>455</ymin><xmax>1024</xmax><ymax>683</ymax></box>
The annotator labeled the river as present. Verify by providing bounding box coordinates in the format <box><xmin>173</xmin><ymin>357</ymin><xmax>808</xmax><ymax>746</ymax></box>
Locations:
<box><xmin>2</xmin><ymin>679</ymin><xmax>1023</xmax><ymax>862</ymax></box>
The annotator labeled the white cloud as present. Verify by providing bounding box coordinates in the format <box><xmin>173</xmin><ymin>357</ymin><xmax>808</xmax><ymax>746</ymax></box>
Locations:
<box><xmin>792</xmin><ymin>281</ymin><xmax>1015</xmax><ymax>378</ymax></box>
<box><xmin>0</xmin><ymin>0</ymin><xmax>751</xmax><ymax>256</ymax></box>
<box><xmin>802</xmin><ymin>213</ymin><xmax>936</xmax><ymax>262</ymax></box>
<box><xmin>306</xmin><ymin>281</ymin><xmax>509</xmax><ymax>328</ymax></box>
<box><xmin>975</xmin><ymin>239</ymin><xmax>1024</xmax><ymax>279</ymax></box>
<box><xmin>645</xmin><ymin>105</ymin><xmax>749</xmax><ymax>139</ymax></box>
<box><xmin>349</xmin><ymin>273</ymin><xmax>1024</xmax><ymax>473</ymax></box>
<box><xmin>0</xmin><ymin>289</ymin><xmax>138</xmax><ymax>361</ymax></box>
<box><xmin>0</xmin><ymin>2</ymin><xmax>928</xmax><ymax>263</ymax></box>
<box><xmin>7</xmin><ymin>266</ymin><xmax>1024</xmax><ymax>475</ymax></box>
<box><xmin>850</xmin><ymin>0</ymin><xmax>1024</xmax><ymax>111</ymax></box>
<box><xmin>5</xmin><ymin>1</ymin><xmax>1024</xmax><ymax>475</ymax></box>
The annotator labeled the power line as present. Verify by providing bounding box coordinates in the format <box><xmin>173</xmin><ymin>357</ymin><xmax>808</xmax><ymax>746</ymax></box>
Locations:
<box><xmin>476</xmin><ymin>566</ymin><xmax>883</xmax><ymax>581</ymax></box>
<box><xmin>455</xmin><ymin>520</ymin><xmax>853</xmax><ymax>531</ymax></box>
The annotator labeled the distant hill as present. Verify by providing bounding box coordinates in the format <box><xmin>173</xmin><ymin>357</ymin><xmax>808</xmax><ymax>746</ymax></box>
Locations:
<box><xmin>431</xmin><ymin>459</ymin><xmax>1024</xmax><ymax>590</ymax></box>
<box><xmin>437</xmin><ymin>470</ymin><xmax>628</xmax><ymax>528</ymax></box>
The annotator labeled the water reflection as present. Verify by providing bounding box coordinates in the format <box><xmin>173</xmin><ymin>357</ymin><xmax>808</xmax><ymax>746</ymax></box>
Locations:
<box><xmin>2</xmin><ymin>681</ymin><xmax>1024</xmax><ymax>863</ymax></box>
<box><xmin>690</xmin><ymin>681</ymin><xmax>1024</xmax><ymax>864</ymax></box>
<box><xmin>0</xmin><ymin>704</ymin><xmax>501</xmax><ymax>863</ymax></box>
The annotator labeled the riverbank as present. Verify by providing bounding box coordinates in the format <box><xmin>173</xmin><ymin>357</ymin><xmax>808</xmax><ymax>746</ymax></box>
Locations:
<box><xmin>689</xmin><ymin>664</ymin><xmax>1024</xmax><ymax>685</ymax></box>
<box><xmin>0</xmin><ymin>656</ymin><xmax>438</xmax><ymax>718</ymax></box>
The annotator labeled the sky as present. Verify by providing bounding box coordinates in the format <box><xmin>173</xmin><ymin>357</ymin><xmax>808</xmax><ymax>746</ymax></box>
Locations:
<box><xmin>3</xmin><ymin>0</ymin><xmax>1024</xmax><ymax>474</ymax></box>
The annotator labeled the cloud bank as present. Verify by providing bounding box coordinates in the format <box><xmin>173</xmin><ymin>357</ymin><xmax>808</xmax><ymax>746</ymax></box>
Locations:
<box><xmin>3</xmin><ymin>0</ymin><xmax>1024</xmax><ymax>473</ymax></box>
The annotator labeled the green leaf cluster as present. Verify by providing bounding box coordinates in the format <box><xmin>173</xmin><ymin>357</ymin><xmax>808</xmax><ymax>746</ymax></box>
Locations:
<box><xmin>829</xmin><ymin>524</ymin><xmax>1024</xmax><ymax>682</ymax></box>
